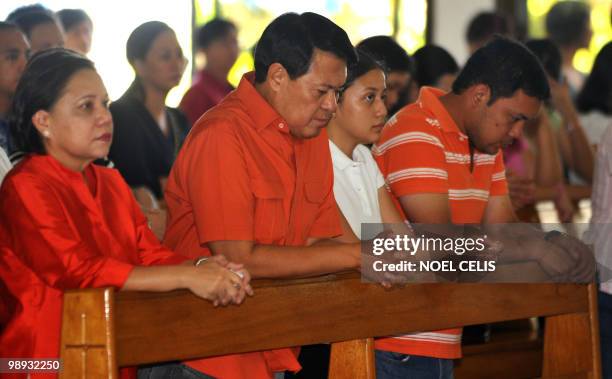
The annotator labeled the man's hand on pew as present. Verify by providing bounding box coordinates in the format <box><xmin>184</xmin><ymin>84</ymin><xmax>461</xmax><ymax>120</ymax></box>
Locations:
<box><xmin>541</xmin><ymin>232</ymin><xmax>596</xmax><ymax>283</ymax></box>
<box><xmin>526</xmin><ymin>232</ymin><xmax>596</xmax><ymax>283</ymax></box>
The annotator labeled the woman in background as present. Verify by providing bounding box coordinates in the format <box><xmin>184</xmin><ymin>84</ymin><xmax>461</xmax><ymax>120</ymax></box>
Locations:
<box><xmin>109</xmin><ymin>21</ymin><xmax>189</xmax><ymax>206</ymax></box>
<box><xmin>0</xmin><ymin>49</ymin><xmax>251</xmax><ymax>378</ymax></box>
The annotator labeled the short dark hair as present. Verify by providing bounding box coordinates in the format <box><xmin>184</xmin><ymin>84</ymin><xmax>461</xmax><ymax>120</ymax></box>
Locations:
<box><xmin>413</xmin><ymin>45</ymin><xmax>459</xmax><ymax>87</ymax></box>
<box><xmin>576</xmin><ymin>42</ymin><xmax>612</xmax><ymax>114</ymax></box>
<box><xmin>5</xmin><ymin>4</ymin><xmax>48</xmax><ymax>22</ymax></box>
<box><xmin>57</xmin><ymin>9</ymin><xmax>92</xmax><ymax>32</ymax></box>
<box><xmin>8</xmin><ymin>10</ymin><xmax>60</xmax><ymax>39</ymax></box>
<box><xmin>339</xmin><ymin>48</ymin><xmax>385</xmax><ymax>100</ymax></box>
<box><xmin>196</xmin><ymin>18</ymin><xmax>235</xmax><ymax>49</ymax></box>
<box><xmin>356</xmin><ymin>35</ymin><xmax>413</xmax><ymax>74</ymax></box>
<box><xmin>466</xmin><ymin>12</ymin><xmax>511</xmax><ymax>45</ymax></box>
<box><xmin>525</xmin><ymin>39</ymin><xmax>562</xmax><ymax>81</ymax></box>
<box><xmin>9</xmin><ymin>48</ymin><xmax>95</xmax><ymax>154</ymax></box>
<box><xmin>254</xmin><ymin>12</ymin><xmax>357</xmax><ymax>83</ymax></box>
<box><xmin>452</xmin><ymin>37</ymin><xmax>550</xmax><ymax>104</ymax></box>
<box><xmin>545</xmin><ymin>1</ymin><xmax>590</xmax><ymax>47</ymax></box>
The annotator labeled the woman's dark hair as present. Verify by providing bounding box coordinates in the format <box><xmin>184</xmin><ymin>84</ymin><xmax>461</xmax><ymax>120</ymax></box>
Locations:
<box><xmin>124</xmin><ymin>21</ymin><xmax>173</xmax><ymax>100</ymax></box>
<box><xmin>452</xmin><ymin>37</ymin><xmax>550</xmax><ymax>104</ymax></box>
<box><xmin>525</xmin><ymin>39</ymin><xmax>562</xmax><ymax>81</ymax></box>
<box><xmin>356</xmin><ymin>35</ymin><xmax>413</xmax><ymax>74</ymax></box>
<box><xmin>576</xmin><ymin>42</ymin><xmax>612</xmax><ymax>115</ymax></box>
<box><xmin>9</xmin><ymin>48</ymin><xmax>95</xmax><ymax>154</ymax></box>
<box><xmin>545</xmin><ymin>1</ymin><xmax>590</xmax><ymax>47</ymax></box>
<box><xmin>57</xmin><ymin>9</ymin><xmax>92</xmax><ymax>32</ymax></box>
<box><xmin>196</xmin><ymin>18</ymin><xmax>235</xmax><ymax>49</ymax></box>
<box><xmin>338</xmin><ymin>48</ymin><xmax>385</xmax><ymax>101</ymax></box>
<box><xmin>8</xmin><ymin>9</ymin><xmax>60</xmax><ymax>39</ymax></box>
<box><xmin>413</xmin><ymin>45</ymin><xmax>459</xmax><ymax>88</ymax></box>
<box><xmin>254</xmin><ymin>12</ymin><xmax>357</xmax><ymax>83</ymax></box>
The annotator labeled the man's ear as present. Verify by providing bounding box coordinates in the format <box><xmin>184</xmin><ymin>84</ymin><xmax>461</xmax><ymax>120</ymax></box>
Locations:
<box><xmin>32</xmin><ymin>109</ymin><xmax>51</xmax><ymax>138</ymax></box>
<box><xmin>267</xmin><ymin>63</ymin><xmax>288</xmax><ymax>93</ymax></box>
<box><xmin>471</xmin><ymin>84</ymin><xmax>491</xmax><ymax>108</ymax></box>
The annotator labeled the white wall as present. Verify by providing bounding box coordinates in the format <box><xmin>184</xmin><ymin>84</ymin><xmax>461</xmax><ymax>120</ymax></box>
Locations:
<box><xmin>432</xmin><ymin>0</ymin><xmax>495</xmax><ymax>65</ymax></box>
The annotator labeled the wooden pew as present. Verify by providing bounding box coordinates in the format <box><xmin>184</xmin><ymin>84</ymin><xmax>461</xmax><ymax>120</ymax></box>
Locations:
<box><xmin>59</xmin><ymin>273</ymin><xmax>601</xmax><ymax>379</ymax></box>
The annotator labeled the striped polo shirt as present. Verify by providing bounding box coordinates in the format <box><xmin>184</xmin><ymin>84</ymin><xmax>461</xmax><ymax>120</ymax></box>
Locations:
<box><xmin>373</xmin><ymin>87</ymin><xmax>508</xmax><ymax>359</ymax></box>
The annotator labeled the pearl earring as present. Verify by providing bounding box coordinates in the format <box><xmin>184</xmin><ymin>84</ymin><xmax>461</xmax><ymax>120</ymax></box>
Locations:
<box><xmin>42</xmin><ymin>130</ymin><xmax>50</xmax><ymax>137</ymax></box>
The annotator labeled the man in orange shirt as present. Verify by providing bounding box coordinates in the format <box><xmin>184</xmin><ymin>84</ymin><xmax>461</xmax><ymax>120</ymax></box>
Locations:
<box><xmin>374</xmin><ymin>37</ymin><xmax>594</xmax><ymax>378</ymax></box>
<box><xmin>163</xmin><ymin>12</ymin><xmax>361</xmax><ymax>379</ymax></box>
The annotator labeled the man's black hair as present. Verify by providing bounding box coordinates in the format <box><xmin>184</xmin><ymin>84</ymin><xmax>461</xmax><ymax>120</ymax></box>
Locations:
<box><xmin>196</xmin><ymin>18</ymin><xmax>236</xmax><ymax>50</ymax></box>
<box><xmin>57</xmin><ymin>9</ymin><xmax>91</xmax><ymax>32</ymax></box>
<box><xmin>452</xmin><ymin>36</ymin><xmax>550</xmax><ymax>104</ymax></box>
<box><xmin>254</xmin><ymin>12</ymin><xmax>357</xmax><ymax>83</ymax></box>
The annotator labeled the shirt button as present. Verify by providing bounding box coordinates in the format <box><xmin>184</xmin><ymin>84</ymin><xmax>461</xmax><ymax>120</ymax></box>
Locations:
<box><xmin>279</xmin><ymin>122</ymin><xmax>285</xmax><ymax>129</ymax></box>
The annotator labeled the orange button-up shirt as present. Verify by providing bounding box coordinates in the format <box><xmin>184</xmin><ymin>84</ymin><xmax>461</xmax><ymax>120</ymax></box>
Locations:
<box><xmin>164</xmin><ymin>73</ymin><xmax>342</xmax><ymax>379</ymax></box>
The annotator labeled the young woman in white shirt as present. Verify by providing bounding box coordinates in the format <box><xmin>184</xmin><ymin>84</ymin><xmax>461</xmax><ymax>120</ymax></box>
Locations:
<box><xmin>327</xmin><ymin>48</ymin><xmax>405</xmax><ymax>240</ymax></box>
<box><xmin>327</xmin><ymin>48</ymin><xmax>445</xmax><ymax>379</ymax></box>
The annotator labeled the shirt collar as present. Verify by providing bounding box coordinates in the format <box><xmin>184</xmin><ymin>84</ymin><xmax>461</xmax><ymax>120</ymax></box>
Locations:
<box><xmin>329</xmin><ymin>140</ymin><xmax>364</xmax><ymax>170</ymax></box>
<box><xmin>416</xmin><ymin>87</ymin><xmax>468</xmax><ymax>139</ymax></box>
<box><xmin>235</xmin><ymin>72</ymin><xmax>289</xmax><ymax>134</ymax></box>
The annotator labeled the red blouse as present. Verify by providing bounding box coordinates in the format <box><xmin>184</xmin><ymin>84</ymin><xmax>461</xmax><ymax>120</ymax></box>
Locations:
<box><xmin>0</xmin><ymin>155</ymin><xmax>186</xmax><ymax>378</ymax></box>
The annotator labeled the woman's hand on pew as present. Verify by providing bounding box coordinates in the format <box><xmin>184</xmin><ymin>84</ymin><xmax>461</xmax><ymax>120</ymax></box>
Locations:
<box><xmin>188</xmin><ymin>259</ymin><xmax>253</xmax><ymax>306</ymax></box>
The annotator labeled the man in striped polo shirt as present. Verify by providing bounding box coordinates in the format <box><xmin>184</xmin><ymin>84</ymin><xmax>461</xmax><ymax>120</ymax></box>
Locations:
<box><xmin>373</xmin><ymin>37</ymin><xmax>593</xmax><ymax>378</ymax></box>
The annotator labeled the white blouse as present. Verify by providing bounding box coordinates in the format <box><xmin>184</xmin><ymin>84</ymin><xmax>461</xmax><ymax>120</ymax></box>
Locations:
<box><xmin>329</xmin><ymin>141</ymin><xmax>385</xmax><ymax>239</ymax></box>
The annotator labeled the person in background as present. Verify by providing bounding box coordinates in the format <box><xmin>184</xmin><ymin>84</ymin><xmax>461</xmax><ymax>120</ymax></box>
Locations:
<box><xmin>179</xmin><ymin>18</ymin><xmax>238</xmax><ymax>125</ymax></box>
<box><xmin>412</xmin><ymin>44</ymin><xmax>459</xmax><ymax>92</ymax></box>
<box><xmin>0</xmin><ymin>22</ymin><xmax>29</xmax><ymax>184</ymax></box>
<box><xmin>109</xmin><ymin>21</ymin><xmax>189</xmax><ymax>224</ymax></box>
<box><xmin>585</xmin><ymin>56</ymin><xmax>612</xmax><ymax>374</ymax></box>
<box><xmin>465</xmin><ymin>11</ymin><xmax>513</xmax><ymax>54</ymax></box>
<box><xmin>357</xmin><ymin>35</ymin><xmax>415</xmax><ymax>115</ymax></box>
<box><xmin>584</xmin><ymin>44</ymin><xmax>612</xmax><ymax>374</ymax></box>
<box><xmin>0</xmin><ymin>48</ymin><xmax>251</xmax><ymax>379</ymax></box>
<box><xmin>545</xmin><ymin>0</ymin><xmax>592</xmax><ymax>96</ymax></box>
<box><xmin>7</xmin><ymin>8</ymin><xmax>64</xmax><ymax>54</ymax></box>
<box><xmin>57</xmin><ymin>9</ymin><xmax>93</xmax><ymax>56</ymax></box>
<box><xmin>577</xmin><ymin>41</ymin><xmax>612</xmax><ymax>145</ymax></box>
<box><xmin>527</xmin><ymin>39</ymin><xmax>594</xmax><ymax>184</ymax></box>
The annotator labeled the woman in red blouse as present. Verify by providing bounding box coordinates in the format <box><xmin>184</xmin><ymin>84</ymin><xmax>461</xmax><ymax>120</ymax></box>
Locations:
<box><xmin>0</xmin><ymin>48</ymin><xmax>252</xmax><ymax>378</ymax></box>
